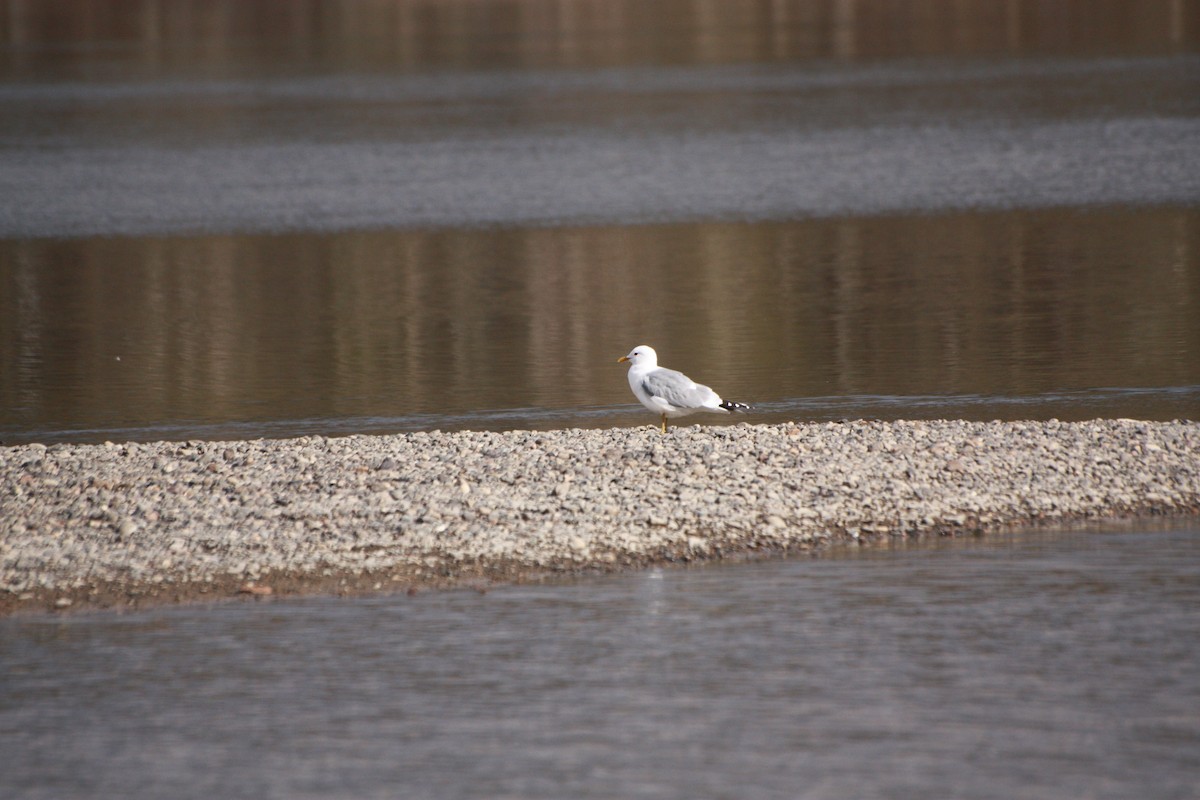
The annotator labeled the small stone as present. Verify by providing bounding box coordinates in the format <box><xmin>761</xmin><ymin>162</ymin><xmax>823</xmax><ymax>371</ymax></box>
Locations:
<box><xmin>0</xmin><ymin>419</ymin><xmax>1194</xmax><ymax>612</ymax></box>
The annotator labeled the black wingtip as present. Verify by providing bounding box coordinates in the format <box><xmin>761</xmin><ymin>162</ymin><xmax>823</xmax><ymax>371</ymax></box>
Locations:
<box><xmin>719</xmin><ymin>401</ymin><xmax>752</xmax><ymax>413</ymax></box>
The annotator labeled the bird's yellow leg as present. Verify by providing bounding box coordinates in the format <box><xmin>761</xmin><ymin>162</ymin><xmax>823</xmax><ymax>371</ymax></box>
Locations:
<box><xmin>660</xmin><ymin>414</ymin><xmax>668</xmax><ymax>434</ymax></box>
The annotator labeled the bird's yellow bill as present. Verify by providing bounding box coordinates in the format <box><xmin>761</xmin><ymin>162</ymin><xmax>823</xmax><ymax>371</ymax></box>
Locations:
<box><xmin>617</xmin><ymin>356</ymin><xmax>629</xmax><ymax>363</ymax></box>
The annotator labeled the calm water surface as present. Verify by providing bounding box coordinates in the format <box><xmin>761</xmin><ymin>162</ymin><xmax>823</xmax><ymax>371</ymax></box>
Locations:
<box><xmin>2</xmin><ymin>1</ymin><xmax>1199</xmax><ymax>443</ymax></box>
<box><xmin>2</xmin><ymin>525</ymin><xmax>1198</xmax><ymax>799</ymax></box>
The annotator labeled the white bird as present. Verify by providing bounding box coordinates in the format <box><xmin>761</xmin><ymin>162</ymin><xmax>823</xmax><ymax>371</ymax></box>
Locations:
<box><xmin>618</xmin><ymin>345</ymin><xmax>750</xmax><ymax>433</ymax></box>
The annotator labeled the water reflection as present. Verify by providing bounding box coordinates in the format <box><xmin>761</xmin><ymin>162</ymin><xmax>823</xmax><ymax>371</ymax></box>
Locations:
<box><xmin>2</xmin><ymin>0</ymin><xmax>1199</xmax><ymax>443</ymax></box>
<box><xmin>3</xmin><ymin>0</ymin><xmax>1196</xmax><ymax>79</ymax></box>
<box><xmin>2</xmin><ymin>208</ymin><xmax>1197</xmax><ymax>443</ymax></box>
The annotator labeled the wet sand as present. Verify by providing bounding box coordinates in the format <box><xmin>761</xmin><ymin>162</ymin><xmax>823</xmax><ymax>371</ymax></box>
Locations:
<box><xmin>3</xmin><ymin>419</ymin><xmax>1197</xmax><ymax>615</ymax></box>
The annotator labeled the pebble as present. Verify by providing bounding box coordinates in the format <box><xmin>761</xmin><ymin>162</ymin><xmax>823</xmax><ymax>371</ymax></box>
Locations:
<box><xmin>1</xmin><ymin>420</ymin><xmax>1198</xmax><ymax>607</ymax></box>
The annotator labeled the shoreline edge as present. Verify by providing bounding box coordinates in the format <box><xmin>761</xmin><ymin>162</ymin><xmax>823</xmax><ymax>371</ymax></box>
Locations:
<box><xmin>3</xmin><ymin>419</ymin><xmax>1197</xmax><ymax>616</ymax></box>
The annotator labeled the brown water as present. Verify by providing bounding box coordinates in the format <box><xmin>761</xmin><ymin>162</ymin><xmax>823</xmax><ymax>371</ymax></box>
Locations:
<box><xmin>3</xmin><ymin>209</ymin><xmax>1200</xmax><ymax>444</ymax></box>
<box><xmin>2</xmin><ymin>1</ymin><xmax>1199</xmax><ymax>444</ymax></box>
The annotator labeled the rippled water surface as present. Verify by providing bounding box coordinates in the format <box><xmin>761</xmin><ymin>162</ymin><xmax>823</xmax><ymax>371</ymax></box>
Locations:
<box><xmin>2</xmin><ymin>0</ymin><xmax>1199</xmax><ymax>443</ymax></box>
<box><xmin>2</xmin><ymin>525</ymin><xmax>1198</xmax><ymax>799</ymax></box>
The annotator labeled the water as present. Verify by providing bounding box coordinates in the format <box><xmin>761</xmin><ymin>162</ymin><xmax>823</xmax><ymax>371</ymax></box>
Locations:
<box><xmin>3</xmin><ymin>9</ymin><xmax>1198</xmax><ymax>797</ymax></box>
<box><xmin>2</xmin><ymin>525</ymin><xmax>1198</xmax><ymax>799</ymax></box>
<box><xmin>3</xmin><ymin>209</ymin><xmax>1199</xmax><ymax>445</ymax></box>
<box><xmin>3</xmin><ymin>60</ymin><xmax>1198</xmax><ymax>238</ymax></box>
<box><xmin>2</xmin><ymin>1</ymin><xmax>1199</xmax><ymax>444</ymax></box>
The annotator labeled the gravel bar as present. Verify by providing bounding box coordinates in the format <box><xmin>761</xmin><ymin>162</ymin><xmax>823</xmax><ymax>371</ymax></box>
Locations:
<box><xmin>3</xmin><ymin>419</ymin><xmax>1198</xmax><ymax>615</ymax></box>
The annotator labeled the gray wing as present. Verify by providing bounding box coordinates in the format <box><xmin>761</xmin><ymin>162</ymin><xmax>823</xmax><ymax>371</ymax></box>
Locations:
<box><xmin>641</xmin><ymin>367</ymin><xmax>718</xmax><ymax>409</ymax></box>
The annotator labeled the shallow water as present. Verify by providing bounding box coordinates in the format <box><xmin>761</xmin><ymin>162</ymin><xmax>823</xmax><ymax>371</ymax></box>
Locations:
<box><xmin>2</xmin><ymin>525</ymin><xmax>1198</xmax><ymax>799</ymax></box>
<box><xmin>2</xmin><ymin>1</ymin><xmax>1199</xmax><ymax>444</ymax></box>
<box><xmin>3</xmin><ymin>209</ymin><xmax>1198</xmax><ymax>444</ymax></box>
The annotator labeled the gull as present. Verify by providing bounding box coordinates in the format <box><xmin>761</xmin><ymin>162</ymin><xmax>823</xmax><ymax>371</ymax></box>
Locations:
<box><xmin>618</xmin><ymin>345</ymin><xmax>751</xmax><ymax>433</ymax></box>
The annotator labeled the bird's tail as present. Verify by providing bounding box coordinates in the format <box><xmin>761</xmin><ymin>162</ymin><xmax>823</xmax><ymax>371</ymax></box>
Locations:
<box><xmin>719</xmin><ymin>401</ymin><xmax>752</xmax><ymax>413</ymax></box>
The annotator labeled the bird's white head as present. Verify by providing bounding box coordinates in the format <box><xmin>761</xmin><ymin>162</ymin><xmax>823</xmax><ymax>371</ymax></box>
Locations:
<box><xmin>617</xmin><ymin>345</ymin><xmax>658</xmax><ymax>368</ymax></box>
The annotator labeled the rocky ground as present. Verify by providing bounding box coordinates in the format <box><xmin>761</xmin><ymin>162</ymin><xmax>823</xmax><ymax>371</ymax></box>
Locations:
<box><xmin>2</xmin><ymin>419</ymin><xmax>1197</xmax><ymax>615</ymax></box>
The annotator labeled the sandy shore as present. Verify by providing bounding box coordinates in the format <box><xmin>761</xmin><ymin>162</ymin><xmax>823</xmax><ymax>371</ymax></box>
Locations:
<box><xmin>3</xmin><ymin>419</ymin><xmax>1197</xmax><ymax>615</ymax></box>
